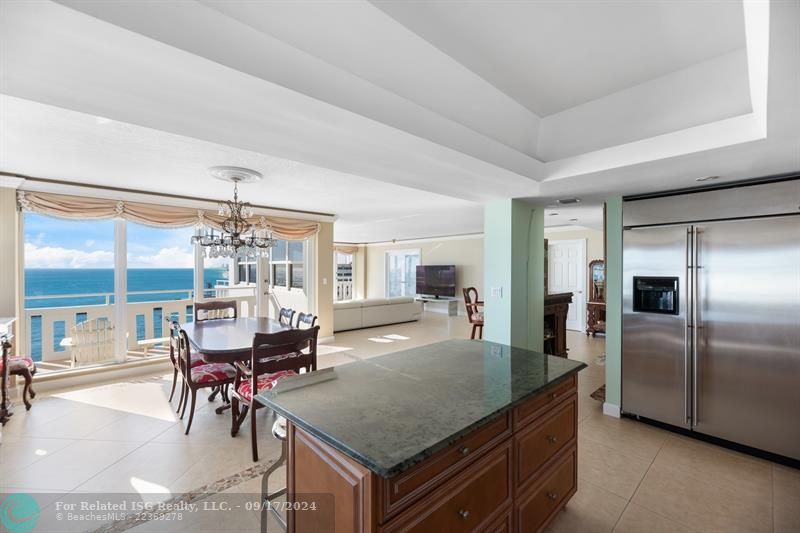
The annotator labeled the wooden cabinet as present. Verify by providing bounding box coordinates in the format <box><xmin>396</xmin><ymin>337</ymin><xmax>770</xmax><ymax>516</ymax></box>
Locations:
<box><xmin>586</xmin><ymin>301</ymin><xmax>606</xmax><ymax>336</ymax></box>
<box><xmin>287</xmin><ymin>376</ymin><xmax>579</xmax><ymax>533</ymax></box>
<box><xmin>381</xmin><ymin>413</ymin><xmax>511</xmax><ymax>520</ymax></box>
<box><xmin>381</xmin><ymin>442</ymin><xmax>512</xmax><ymax>533</ymax></box>
<box><xmin>543</xmin><ymin>292</ymin><xmax>572</xmax><ymax>357</ymax></box>
<box><xmin>514</xmin><ymin>447</ymin><xmax>577</xmax><ymax>533</ymax></box>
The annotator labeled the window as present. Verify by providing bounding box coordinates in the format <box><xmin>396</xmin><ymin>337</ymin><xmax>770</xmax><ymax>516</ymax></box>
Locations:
<box><xmin>270</xmin><ymin>238</ymin><xmax>306</xmax><ymax>290</ymax></box>
<box><xmin>237</xmin><ymin>261</ymin><xmax>257</xmax><ymax>285</ymax></box>
<box><xmin>386</xmin><ymin>250</ymin><xmax>420</xmax><ymax>298</ymax></box>
<box><xmin>335</xmin><ymin>252</ymin><xmax>353</xmax><ymax>301</ymax></box>
<box><xmin>23</xmin><ymin>213</ymin><xmax>115</xmax><ymax>363</ymax></box>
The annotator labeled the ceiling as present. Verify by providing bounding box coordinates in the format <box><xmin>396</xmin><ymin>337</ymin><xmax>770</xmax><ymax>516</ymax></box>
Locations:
<box><xmin>371</xmin><ymin>0</ymin><xmax>747</xmax><ymax>116</ymax></box>
<box><xmin>0</xmin><ymin>0</ymin><xmax>798</xmax><ymax>243</ymax></box>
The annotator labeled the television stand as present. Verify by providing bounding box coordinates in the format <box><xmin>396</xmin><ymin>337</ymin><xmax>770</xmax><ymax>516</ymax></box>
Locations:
<box><xmin>414</xmin><ymin>296</ymin><xmax>458</xmax><ymax>316</ymax></box>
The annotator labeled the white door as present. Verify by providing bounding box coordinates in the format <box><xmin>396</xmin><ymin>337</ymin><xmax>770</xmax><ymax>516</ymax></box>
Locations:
<box><xmin>548</xmin><ymin>239</ymin><xmax>586</xmax><ymax>332</ymax></box>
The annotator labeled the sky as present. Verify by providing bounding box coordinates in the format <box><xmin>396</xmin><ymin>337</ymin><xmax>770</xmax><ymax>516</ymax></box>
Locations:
<box><xmin>24</xmin><ymin>213</ymin><xmax>226</xmax><ymax>268</ymax></box>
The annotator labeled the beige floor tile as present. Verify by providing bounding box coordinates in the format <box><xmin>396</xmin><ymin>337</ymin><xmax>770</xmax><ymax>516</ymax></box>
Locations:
<box><xmin>632</xmin><ymin>461</ymin><xmax>772</xmax><ymax>533</ymax></box>
<box><xmin>545</xmin><ymin>480</ymin><xmax>628</xmax><ymax>533</ymax></box>
<box><xmin>577</xmin><ymin>394</ymin><xmax>603</xmax><ymax>423</ymax></box>
<box><xmin>613</xmin><ymin>503</ymin><xmax>699</xmax><ymax>533</ymax></box>
<box><xmin>579</xmin><ymin>413</ymin><xmax>668</xmax><ymax>462</ymax></box>
<box><xmin>654</xmin><ymin>435</ymin><xmax>772</xmax><ymax>493</ymax></box>
<box><xmin>2</xmin><ymin>403</ymin><xmax>128</xmax><ymax>439</ymax></box>
<box><xmin>774</xmin><ymin>465</ymin><xmax>800</xmax><ymax>533</ymax></box>
<box><xmin>578</xmin><ymin>437</ymin><xmax>652</xmax><ymax>500</ymax></box>
<box><xmin>75</xmin><ymin>440</ymin><xmax>216</xmax><ymax>493</ymax></box>
<box><xmin>83</xmin><ymin>412</ymin><xmax>178</xmax><ymax>442</ymax></box>
<box><xmin>0</xmin><ymin>436</ymin><xmax>76</xmax><ymax>472</ymax></box>
<box><xmin>1</xmin><ymin>439</ymin><xmax>141</xmax><ymax>491</ymax></box>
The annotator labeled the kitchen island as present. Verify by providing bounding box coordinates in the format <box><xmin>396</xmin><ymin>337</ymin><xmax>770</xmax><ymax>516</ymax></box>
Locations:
<box><xmin>258</xmin><ymin>339</ymin><xmax>586</xmax><ymax>533</ymax></box>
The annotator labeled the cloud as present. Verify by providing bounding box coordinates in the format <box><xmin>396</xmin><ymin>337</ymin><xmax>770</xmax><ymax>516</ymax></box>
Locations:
<box><xmin>84</xmin><ymin>239</ymin><xmax>96</xmax><ymax>248</ymax></box>
<box><xmin>24</xmin><ymin>242</ymin><xmax>114</xmax><ymax>268</ymax></box>
<box><xmin>129</xmin><ymin>246</ymin><xmax>194</xmax><ymax>268</ymax></box>
<box><xmin>26</xmin><ymin>242</ymin><xmax>231</xmax><ymax>269</ymax></box>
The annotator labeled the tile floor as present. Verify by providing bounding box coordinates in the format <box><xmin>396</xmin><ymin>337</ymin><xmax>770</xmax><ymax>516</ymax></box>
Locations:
<box><xmin>1</xmin><ymin>311</ymin><xmax>797</xmax><ymax>533</ymax></box>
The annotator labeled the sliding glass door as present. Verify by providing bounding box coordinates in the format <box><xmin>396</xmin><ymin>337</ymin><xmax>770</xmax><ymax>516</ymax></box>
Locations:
<box><xmin>386</xmin><ymin>250</ymin><xmax>420</xmax><ymax>298</ymax></box>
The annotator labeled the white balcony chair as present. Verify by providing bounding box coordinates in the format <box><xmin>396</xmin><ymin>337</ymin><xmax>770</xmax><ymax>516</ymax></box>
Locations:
<box><xmin>66</xmin><ymin>318</ymin><xmax>115</xmax><ymax>366</ymax></box>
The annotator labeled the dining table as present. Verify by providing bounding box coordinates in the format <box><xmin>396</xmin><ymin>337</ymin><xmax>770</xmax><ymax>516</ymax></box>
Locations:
<box><xmin>181</xmin><ymin>316</ymin><xmax>291</xmax><ymax>413</ymax></box>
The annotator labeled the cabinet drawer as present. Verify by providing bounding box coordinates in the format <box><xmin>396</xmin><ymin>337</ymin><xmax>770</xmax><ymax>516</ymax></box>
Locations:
<box><xmin>515</xmin><ymin>446</ymin><xmax>577</xmax><ymax>533</ymax></box>
<box><xmin>381</xmin><ymin>442</ymin><xmax>512</xmax><ymax>533</ymax></box>
<box><xmin>515</xmin><ymin>397</ymin><xmax>576</xmax><ymax>490</ymax></box>
<box><xmin>513</xmin><ymin>375</ymin><xmax>576</xmax><ymax>429</ymax></box>
<box><xmin>381</xmin><ymin>413</ymin><xmax>510</xmax><ymax>519</ymax></box>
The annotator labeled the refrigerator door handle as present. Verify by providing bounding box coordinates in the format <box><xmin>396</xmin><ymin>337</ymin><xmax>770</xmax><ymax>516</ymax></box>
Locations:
<box><xmin>692</xmin><ymin>227</ymin><xmax>700</xmax><ymax>426</ymax></box>
<box><xmin>685</xmin><ymin>227</ymin><xmax>692</xmax><ymax>424</ymax></box>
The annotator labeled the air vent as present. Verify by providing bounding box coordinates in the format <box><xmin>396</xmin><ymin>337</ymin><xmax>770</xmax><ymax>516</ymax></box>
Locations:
<box><xmin>556</xmin><ymin>198</ymin><xmax>581</xmax><ymax>205</ymax></box>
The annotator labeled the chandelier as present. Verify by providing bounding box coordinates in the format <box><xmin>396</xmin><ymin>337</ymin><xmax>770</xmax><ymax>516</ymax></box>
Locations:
<box><xmin>191</xmin><ymin>166</ymin><xmax>277</xmax><ymax>259</ymax></box>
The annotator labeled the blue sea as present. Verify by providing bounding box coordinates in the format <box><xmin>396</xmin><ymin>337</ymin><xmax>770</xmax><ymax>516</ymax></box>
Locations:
<box><xmin>25</xmin><ymin>268</ymin><xmax>227</xmax><ymax>360</ymax></box>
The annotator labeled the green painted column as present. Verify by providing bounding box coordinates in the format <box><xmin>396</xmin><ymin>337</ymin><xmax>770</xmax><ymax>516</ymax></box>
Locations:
<box><xmin>483</xmin><ymin>199</ymin><xmax>544</xmax><ymax>351</ymax></box>
<box><xmin>604</xmin><ymin>197</ymin><xmax>623</xmax><ymax>415</ymax></box>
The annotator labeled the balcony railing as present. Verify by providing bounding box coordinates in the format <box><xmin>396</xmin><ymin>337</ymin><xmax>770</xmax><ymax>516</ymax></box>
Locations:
<box><xmin>24</xmin><ymin>286</ymin><xmax>256</xmax><ymax>364</ymax></box>
<box><xmin>336</xmin><ymin>280</ymin><xmax>353</xmax><ymax>301</ymax></box>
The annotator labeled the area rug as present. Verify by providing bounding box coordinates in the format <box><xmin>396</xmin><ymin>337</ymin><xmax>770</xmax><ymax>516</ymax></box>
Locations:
<box><xmin>590</xmin><ymin>384</ymin><xmax>606</xmax><ymax>403</ymax></box>
<box><xmin>88</xmin><ymin>457</ymin><xmax>278</xmax><ymax>533</ymax></box>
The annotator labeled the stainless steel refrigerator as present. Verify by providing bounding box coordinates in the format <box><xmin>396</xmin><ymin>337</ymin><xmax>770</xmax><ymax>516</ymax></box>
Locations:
<box><xmin>622</xmin><ymin>178</ymin><xmax>800</xmax><ymax>461</ymax></box>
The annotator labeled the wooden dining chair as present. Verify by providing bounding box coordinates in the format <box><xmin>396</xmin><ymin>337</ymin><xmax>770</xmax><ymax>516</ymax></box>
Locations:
<box><xmin>463</xmin><ymin>287</ymin><xmax>484</xmax><ymax>340</ymax></box>
<box><xmin>194</xmin><ymin>300</ymin><xmax>237</xmax><ymax>322</ymax></box>
<box><xmin>231</xmin><ymin>326</ymin><xmax>319</xmax><ymax>461</ymax></box>
<box><xmin>295</xmin><ymin>312</ymin><xmax>318</xmax><ymax>329</ymax></box>
<box><xmin>173</xmin><ymin>323</ymin><xmax>236</xmax><ymax>435</ymax></box>
<box><xmin>278</xmin><ymin>307</ymin><xmax>295</xmax><ymax>327</ymax></box>
<box><xmin>166</xmin><ymin>318</ymin><xmax>206</xmax><ymax>410</ymax></box>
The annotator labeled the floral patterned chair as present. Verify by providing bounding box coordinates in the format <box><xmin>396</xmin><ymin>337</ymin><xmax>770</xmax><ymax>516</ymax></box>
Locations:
<box><xmin>231</xmin><ymin>326</ymin><xmax>319</xmax><ymax>461</ymax></box>
<box><xmin>171</xmin><ymin>323</ymin><xmax>236</xmax><ymax>435</ymax></box>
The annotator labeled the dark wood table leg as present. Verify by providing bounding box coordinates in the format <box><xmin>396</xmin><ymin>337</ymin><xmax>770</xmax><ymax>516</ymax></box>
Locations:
<box><xmin>1</xmin><ymin>337</ymin><xmax>13</xmax><ymax>425</ymax></box>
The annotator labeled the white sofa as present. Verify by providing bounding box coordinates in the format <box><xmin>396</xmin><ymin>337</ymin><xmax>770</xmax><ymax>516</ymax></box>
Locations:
<box><xmin>333</xmin><ymin>297</ymin><xmax>422</xmax><ymax>332</ymax></box>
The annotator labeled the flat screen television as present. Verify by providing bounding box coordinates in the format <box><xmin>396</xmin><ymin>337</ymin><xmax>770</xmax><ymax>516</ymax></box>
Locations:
<box><xmin>416</xmin><ymin>265</ymin><xmax>456</xmax><ymax>298</ymax></box>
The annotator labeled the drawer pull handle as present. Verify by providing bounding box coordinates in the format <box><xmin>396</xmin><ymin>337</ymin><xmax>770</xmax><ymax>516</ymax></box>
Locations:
<box><xmin>546</xmin><ymin>435</ymin><xmax>558</xmax><ymax>444</ymax></box>
<box><xmin>548</xmin><ymin>392</ymin><xmax>557</xmax><ymax>400</ymax></box>
<box><xmin>459</xmin><ymin>446</ymin><xmax>470</xmax><ymax>456</ymax></box>
<box><xmin>458</xmin><ymin>509</ymin><xmax>470</xmax><ymax>520</ymax></box>
<box><xmin>547</xmin><ymin>492</ymin><xmax>558</xmax><ymax>501</ymax></box>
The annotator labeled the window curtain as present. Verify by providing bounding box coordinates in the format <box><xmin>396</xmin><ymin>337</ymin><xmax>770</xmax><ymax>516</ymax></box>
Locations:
<box><xmin>333</xmin><ymin>244</ymin><xmax>359</xmax><ymax>254</ymax></box>
<box><xmin>17</xmin><ymin>191</ymin><xmax>319</xmax><ymax>240</ymax></box>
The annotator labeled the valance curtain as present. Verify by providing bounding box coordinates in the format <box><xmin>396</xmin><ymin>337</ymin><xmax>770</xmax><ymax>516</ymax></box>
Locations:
<box><xmin>333</xmin><ymin>244</ymin><xmax>359</xmax><ymax>254</ymax></box>
<box><xmin>17</xmin><ymin>191</ymin><xmax>320</xmax><ymax>240</ymax></box>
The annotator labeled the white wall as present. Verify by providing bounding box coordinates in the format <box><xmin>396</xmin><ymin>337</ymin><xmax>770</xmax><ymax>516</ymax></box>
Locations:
<box><xmin>365</xmin><ymin>236</ymin><xmax>483</xmax><ymax>301</ymax></box>
<box><xmin>363</xmin><ymin>229</ymin><xmax>604</xmax><ymax>303</ymax></box>
<box><xmin>544</xmin><ymin>227</ymin><xmax>605</xmax><ymax>264</ymax></box>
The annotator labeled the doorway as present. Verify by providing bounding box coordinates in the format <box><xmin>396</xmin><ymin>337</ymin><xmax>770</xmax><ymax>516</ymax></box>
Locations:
<box><xmin>548</xmin><ymin>239</ymin><xmax>586</xmax><ymax>332</ymax></box>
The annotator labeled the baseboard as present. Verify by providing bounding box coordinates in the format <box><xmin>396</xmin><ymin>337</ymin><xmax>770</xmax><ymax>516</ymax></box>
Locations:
<box><xmin>319</xmin><ymin>335</ymin><xmax>335</xmax><ymax>344</ymax></box>
<box><xmin>603</xmin><ymin>402</ymin><xmax>621</xmax><ymax>418</ymax></box>
<box><xmin>32</xmin><ymin>358</ymin><xmax>171</xmax><ymax>395</ymax></box>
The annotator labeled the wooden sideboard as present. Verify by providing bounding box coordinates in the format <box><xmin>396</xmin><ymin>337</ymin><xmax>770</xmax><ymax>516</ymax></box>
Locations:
<box><xmin>287</xmin><ymin>374</ymin><xmax>579</xmax><ymax>533</ymax></box>
<box><xmin>543</xmin><ymin>292</ymin><xmax>572</xmax><ymax>358</ymax></box>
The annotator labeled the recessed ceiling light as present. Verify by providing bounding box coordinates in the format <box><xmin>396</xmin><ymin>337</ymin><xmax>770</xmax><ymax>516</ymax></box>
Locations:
<box><xmin>548</xmin><ymin>212</ymin><xmax>559</xmax><ymax>216</ymax></box>
<box><xmin>556</xmin><ymin>198</ymin><xmax>581</xmax><ymax>205</ymax></box>
<box><xmin>696</xmin><ymin>175</ymin><xmax>719</xmax><ymax>182</ymax></box>
<box><xmin>569</xmin><ymin>218</ymin><xmax>578</xmax><ymax>222</ymax></box>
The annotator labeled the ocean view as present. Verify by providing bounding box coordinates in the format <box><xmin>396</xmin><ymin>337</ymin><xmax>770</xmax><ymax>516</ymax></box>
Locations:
<box><xmin>25</xmin><ymin>268</ymin><xmax>228</xmax><ymax>360</ymax></box>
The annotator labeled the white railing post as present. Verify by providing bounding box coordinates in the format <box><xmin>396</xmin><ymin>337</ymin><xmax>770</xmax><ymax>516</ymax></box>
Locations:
<box><xmin>113</xmin><ymin>219</ymin><xmax>127</xmax><ymax>361</ymax></box>
<box><xmin>193</xmin><ymin>227</ymin><xmax>204</xmax><ymax>303</ymax></box>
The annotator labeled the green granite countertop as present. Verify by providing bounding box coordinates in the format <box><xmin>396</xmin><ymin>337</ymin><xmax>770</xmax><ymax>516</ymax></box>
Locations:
<box><xmin>257</xmin><ymin>339</ymin><xmax>586</xmax><ymax>478</ymax></box>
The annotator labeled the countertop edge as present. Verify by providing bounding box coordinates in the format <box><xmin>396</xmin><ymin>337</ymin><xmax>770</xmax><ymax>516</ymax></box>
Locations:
<box><xmin>260</xmin><ymin>362</ymin><xmax>586</xmax><ymax>478</ymax></box>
